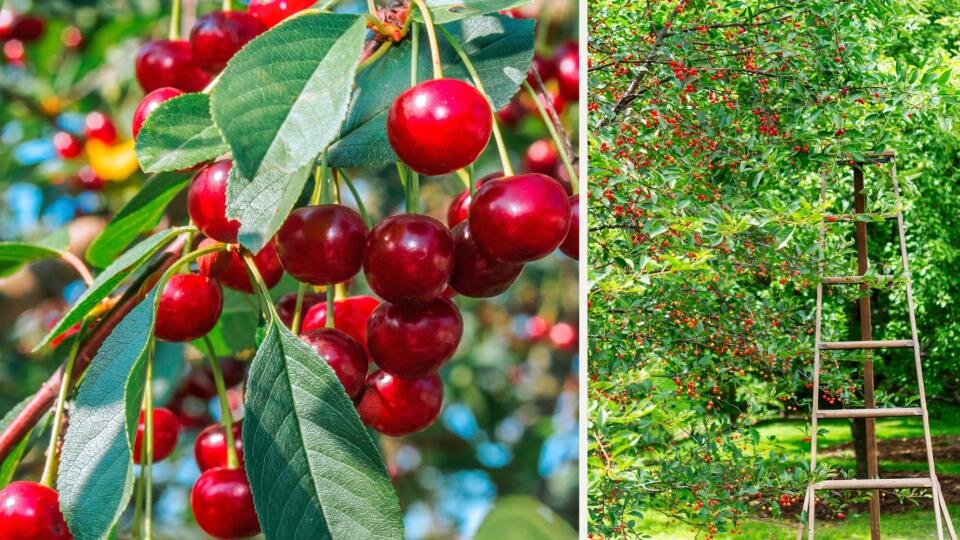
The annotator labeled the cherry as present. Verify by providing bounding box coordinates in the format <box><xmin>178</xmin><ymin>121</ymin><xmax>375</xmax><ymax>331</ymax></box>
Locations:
<box><xmin>559</xmin><ymin>195</ymin><xmax>578</xmax><ymax>260</ymax></box>
<box><xmin>554</xmin><ymin>41</ymin><xmax>579</xmax><ymax>101</ymax></box>
<box><xmin>446</xmin><ymin>172</ymin><xmax>502</xmax><ymax>228</ymax></box>
<box><xmin>133</xmin><ymin>87</ymin><xmax>184</xmax><ymax>138</ymax></box>
<box><xmin>196</xmin><ymin>239</ymin><xmax>284</xmax><ymax>294</ymax></box>
<box><xmin>363</xmin><ymin>214</ymin><xmax>453</xmax><ymax>304</ymax></box>
<box><xmin>83</xmin><ymin>112</ymin><xmax>117</xmax><ymax>145</ymax></box>
<box><xmin>367</xmin><ymin>297</ymin><xmax>462</xmax><ymax>378</ymax></box>
<box><xmin>387</xmin><ymin>79</ymin><xmax>492</xmax><ymax>176</ymax></box>
<box><xmin>275</xmin><ymin>292</ymin><xmax>325</xmax><ymax>328</ymax></box>
<box><xmin>0</xmin><ymin>9</ymin><xmax>14</xmax><ymax>41</ymax></box>
<box><xmin>53</xmin><ymin>132</ymin><xmax>82</xmax><ymax>159</ymax></box>
<box><xmin>133</xmin><ymin>407</ymin><xmax>180</xmax><ymax>464</ymax></box>
<box><xmin>191</xmin><ymin>467</ymin><xmax>260</xmax><ymax>539</ymax></box>
<box><xmin>276</xmin><ymin>205</ymin><xmax>367</xmax><ymax>285</ymax></box>
<box><xmin>155</xmin><ymin>273</ymin><xmax>223</xmax><ymax>342</ymax></box>
<box><xmin>190</xmin><ymin>11</ymin><xmax>266</xmax><ymax>74</ymax></box>
<box><xmin>523</xmin><ymin>139</ymin><xmax>559</xmax><ymax>175</ymax></box>
<box><xmin>468</xmin><ymin>174</ymin><xmax>571</xmax><ymax>263</ymax></box>
<box><xmin>0</xmin><ymin>481</ymin><xmax>72</xmax><ymax>540</ymax></box>
<box><xmin>3</xmin><ymin>39</ymin><xmax>24</xmax><ymax>65</ymax></box>
<box><xmin>71</xmin><ymin>167</ymin><xmax>103</xmax><ymax>192</ymax></box>
<box><xmin>301</xmin><ymin>295</ymin><xmax>380</xmax><ymax>348</ymax></box>
<box><xmin>495</xmin><ymin>97</ymin><xmax>526</xmax><ymax>126</ymax></box>
<box><xmin>188</xmin><ymin>160</ymin><xmax>240</xmax><ymax>244</ymax></box>
<box><xmin>357</xmin><ymin>371</ymin><xmax>443</xmax><ymax>436</ymax></box>
<box><xmin>179</xmin><ymin>358</ymin><xmax>246</xmax><ymax>400</ymax></box>
<box><xmin>449</xmin><ymin>222</ymin><xmax>523</xmax><ymax>298</ymax></box>
<box><xmin>527</xmin><ymin>53</ymin><xmax>555</xmax><ymax>84</ymax></box>
<box><xmin>11</xmin><ymin>16</ymin><xmax>44</xmax><ymax>42</ymax></box>
<box><xmin>247</xmin><ymin>0</ymin><xmax>316</xmax><ymax>28</ymax></box>
<box><xmin>299</xmin><ymin>328</ymin><xmax>368</xmax><ymax>397</ymax></box>
<box><xmin>194</xmin><ymin>421</ymin><xmax>244</xmax><ymax>471</ymax></box>
<box><xmin>548</xmin><ymin>321</ymin><xmax>577</xmax><ymax>349</ymax></box>
<box><xmin>135</xmin><ymin>39</ymin><xmax>211</xmax><ymax>93</ymax></box>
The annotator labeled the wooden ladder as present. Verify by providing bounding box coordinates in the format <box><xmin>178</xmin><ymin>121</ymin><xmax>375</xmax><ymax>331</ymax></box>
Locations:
<box><xmin>797</xmin><ymin>150</ymin><xmax>957</xmax><ymax>539</ymax></box>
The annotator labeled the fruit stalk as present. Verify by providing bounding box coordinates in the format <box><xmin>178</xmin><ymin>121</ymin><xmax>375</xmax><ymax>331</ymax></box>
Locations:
<box><xmin>412</xmin><ymin>0</ymin><xmax>442</xmax><ymax>79</ymax></box>
<box><xmin>203</xmin><ymin>337</ymin><xmax>239</xmax><ymax>469</ymax></box>
<box><xmin>169</xmin><ymin>0</ymin><xmax>182</xmax><ymax>40</ymax></box>
<box><xmin>38</xmin><ymin>320</ymin><xmax>87</xmax><ymax>488</ymax></box>
<box><xmin>337</xmin><ymin>169</ymin><xmax>373</xmax><ymax>228</ymax></box>
<box><xmin>523</xmin><ymin>80</ymin><xmax>578</xmax><ymax>191</ymax></box>
<box><xmin>142</xmin><ymin>342</ymin><xmax>155</xmax><ymax>539</ymax></box>
<box><xmin>59</xmin><ymin>250</ymin><xmax>95</xmax><ymax>286</ymax></box>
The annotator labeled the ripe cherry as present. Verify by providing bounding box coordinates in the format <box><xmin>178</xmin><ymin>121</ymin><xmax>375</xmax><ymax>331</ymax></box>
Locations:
<box><xmin>0</xmin><ymin>9</ymin><xmax>15</xmax><ymax>41</ymax></box>
<box><xmin>189</xmin><ymin>11</ymin><xmax>266</xmax><ymax>74</ymax></box>
<box><xmin>548</xmin><ymin>321</ymin><xmax>577</xmax><ymax>349</ymax></box>
<box><xmin>362</xmin><ymin>214</ymin><xmax>453</xmax><ymax>304</ymax></box>
<box><xmin>83</xmin><ymin>112</ymin><xmax>117</xmax><ymax>145</ymax></box>
<box><xmin>367</xmin><ymin>297</ymin><xmax>462</xmax><ymax>378</ymax></box>
<box><xmin>387</xmin><ymin>79</ymin><xmax>492</xmax><ymax>176</ymax></box>
<box><xmin>301</xmin><ymin>295</ymin><xmax>380</xmax><ymax>348</ymax></box>
<box><xmin>135</xmin><ymin>39</ymin><xmax>211</xmax><ymax>93</ymax></box>
<box><xmin>468</xmin><ymin>174</ymin><xmax>571</xmax><ymax>263</ymax></box>
<box><xmin>133</xmin><ymin>407</ymin><xmax>180</xmax><ymax>464</ymax></box>
<box><xmin>247</xmin><ymin>0</ymin><xmax>316</xmax><ymax>28</ymax></box>
<box><xmin>188</xmin><ymin>160</ymin><xmax>240</xmax><ymax>244</ymax></box>
<box><xmin>53</xmin><ymin>132</ymin><xmax>82</xmax><ymax>159</ymax></box>
<box><xmin>449</xmin><ymin>222</ymin><xmax>523</xmax><ymax>298</ymax></box>
<box><xmin>523</xmin><ymin>139</ymin><xmax>559</xmax><ymax>175</ymax></box>
<box><xmin>196</xmin><ymin>239</ymin><xmax>284</xmax><ymax>294</ymax></box>
<box><xmin>276</xmin><ymin>205</ymin><xmax>367</xmax><ymax>285</ymax></box>
<box><xmin>300</xmin><ymin>328</ymin><xmax>368</xmax><ymax>397</ymax></box>
<box><xmin>155</xmin><ymin>273</ymin><xmax>223</xmax><ymax>342</ymax></box>
<box><xmin>194</xmin><ymin>421</ymin><xmax>244</xmax><ymax>471</ymax></box>
<box><xmin>527</xmin><ymin>53</ymin><xmax>555</xmax><ymax>84</ymax></box>
<box><xmin>495</xmin><ymin>97</ymin><xmax>526</xmax><ymax>126</ymax></box>
<box><xmin>559</xmin><ymin>195</ymin><xmax>578</xmax><ymax>259</ymax></box>
<box><xmin>0</xmin><ymin>481</ymin><xmax>72</xmax><ymax>540</ymax></box>
<box><xmin>275</xmin><ymin>292</ymin><xmax>325</xmax><ymax>328</ymax></box>
<box><xmin>446</xmin><ymin>172</ymin><xmax>502</xmax><ymax>228</ymax></box>
<box><xmin>357</xmin><ymin>371</ymin><xmax>443</xmax><ymax>436</ymax></box>
<box><xmin>554</xmin><ymin>41</ymin><xmax>579</xmax><ymax>101</ymax></box>
<box><xmin>191</xmin><ymin>467</ymin><xmax>260</xmax><ymax>539</ymax></box>
<box><xmin>132</xmin><ymin>87</ymin><xmax>184</xmax><ymax>138</ymax></box>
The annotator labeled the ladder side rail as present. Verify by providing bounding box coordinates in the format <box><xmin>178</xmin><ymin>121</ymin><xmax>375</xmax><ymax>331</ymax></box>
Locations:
<box><xmin>807</xmin><ymin>173</ymin><xmax>829</xmax><ymax>539</ymax></box>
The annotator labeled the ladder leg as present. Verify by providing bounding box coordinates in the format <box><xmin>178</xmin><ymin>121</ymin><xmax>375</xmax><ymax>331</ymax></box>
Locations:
<box><xmin>796</xmin><ymin>488</ymin><xmax>810</xmax><ymax>540</ymax></box>
<box><xmin>807</xmin><ymin>485</ymin><xmax>816</xmax><ymax>540</ymax></box>
<box><xmin>806</xmin><ymin>175</ymin><xmax>828</xmax><ymax>540</ymax></box>
<box><xmin>936</xmin><ymin>479</ymin><xmax>958</xmax><ymax>540</ymax></box>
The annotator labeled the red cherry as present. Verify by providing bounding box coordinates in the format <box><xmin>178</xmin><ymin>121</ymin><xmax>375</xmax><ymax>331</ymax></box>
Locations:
<box><xmin>247</xmin><ymin>0</ymin><xmax>316</xmax><ymax>28</ymax></box>
<box><xmin>189</xmin><ymin>11</ymin><xmax>266</xmax><ymax>74</ymax></box>
<box><xmin>71</xmin><ymin>167</ymin><xmax>103</xmax><ymax>192</ymax></box>
<box><xmin>133</xmin><ymin>407</ymin><xmax>180</xmax><ymax>464</ymax></box>
<box><xmin>300</xmin><ymin>295</ymin><xmax>380</xmax><ymax>348</ymax></box>
<box><xmin>275</xmin><ymin>292</ymin><xmax>325</xmax><ymax>328</ymax></box>
<box><xmin>83</xmin><ymin>112</ymin><xmax>117</xmax><ymax>145</ymax></box>
<box><xmin>0</xmin><ymin>9</ymin><xmax>15</xmax><ymax>41</ymax></box>
<box><xmin>0</xmin><ymin>481</ymin><xmax>72</xmax><ymax>540</ymax></box>
<box><xmin>526</xmin><ymin>86</ymin><xmax>565</xmax><ymax>119</ymax></box>
<box><xmin>362</xmin><ymin>214</ymin><xmax>453</xmax><ymax>304</ymax></box>
<box><xmin>554</xmin><ymin>41</ymin><xmax>579</xmax><ymax>101</ymax></box>
<box><xmin>449</xmin><ymin>222</ymin><xmax>523</xmax><ymax>298</ymax></box>
<box><xmin>276</xmin><ymin>205</ymin><xmax>368</xmax><ymax>285</ymax></box>
<box><xmin>357</xmin><ymin>371</ymin><xmax>443</xmax><ymax>436</ymax></box>
<box><xmin>495</xmin><ymin>97</ymin><xmax>526</xmax><ymax>126</ymax></box>
<box><xmin>548</xmin><ymin>321</ymin><xmax>577</xmax><ymax>349</ymax></box>
<box><xmin>527</xmin><ymin>53</ymin><xmax>555</xmax><ymax>84</ymax></box>
<box><xmin>3</xmin><ymin>39</ymin><xmax>24</xmax><ymax>64</ymax></box>
<box><xmin>446</xmin><ymin>172</ymin><xmax>503</xmax><ymax>228</ymax></box>
<box><xmin>526</xmin><ymin>315</ymin><xmax>549</xmax><ymax>340</ymax></box>
<box><xmin>559</xmin><ymin>195</ymin><xmax>578</xmax><ymax>259</ymax></box>
<box><xmin>387</xmin><ymin>79</ymin><xmax>492</xmax><ymax>176</ymax></box>
<box><xmin>194</xmin><ymin>421</ymin><xmax>244</xmax><ymax>471</ymax></box>
<box><xmin>196</xmin><ymin>239</ymin><xmax>284</xmax><ymax>294</ymax></box>
<box><xmin>367</xmin><ymin>297</ymin><xmax>462</xmax><ymax>378</ymax></box>
<box><xmin>523</xmin><ymin>139</ymin><xmax>559</xmax><ymax>175</ymax></box>
<box><xmin>11</xmin><ymin>16</ymin><xmax>44</xmax><ymax>42</ymax></box>
<box><xmin>191</xmin><ymin>467</ymin><xmax>260</xmax><ymax>539</ymax></box>
<box><xmin>133</xmin><ymin>87</ymin><xmax>184</xmax><ymax>138</ymax></box>
<box><xmin>299</xmin><ymin>328</ymin><xmax>368</xmax><ymax>397</ymax></box>
<box><xmin>188</xmin><ymin>160</ymin><xmax>241</xmax><ymax>243</ymax></box>
<box><xmin>135</xmin><ymin>39</ymin><xmax>212</xmax><ymax>93</ymax></box>
<box><xmin>468</xmin><ymin>174</ymin><xmax>571</xmax><ymax>263</ymax></box>
<box><xmin>155</xmin><ymin>273</ymin><xmax>223</xmax><ymax>342</ymax></box>
<box><xmin>53</xmin><ymin>132</ymin><xmax>82</xmax><ymax>159</ymax></box>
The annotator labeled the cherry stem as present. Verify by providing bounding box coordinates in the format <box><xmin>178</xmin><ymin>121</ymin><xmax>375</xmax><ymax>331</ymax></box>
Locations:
<box><xmin>142</xmin><ymin>340</ymin><xmax>156</xmax><ymax>539</ymax></box>
<box><xmin>523</xmin><ymin>80</ymin><xmax>578</xmax><ymax>191</ymax></box>
<box><xmin>412</xmin><ymin>0</ymin><xmax>442</xmax><ymax>80</ymax></box>
<box><xmin>436</xmin><ymin>25</ymin><xmax>514</xmax><ymax>177</ymax></box>
<box><xmin>291</xmin><ymin>282</ymin><xmax>307</xmax><ymax>334</ymax></box>
<box><xmin>313</xmin><ymin>150</ymin><xmax>328</xmax><ymax>206</ymax></box>
<box><xmin>325</xmin><ymin>284</ymin><xmax>335</xmax><ymax>329</ymax></box>
<box><xmin>240</xmin><ymin>250</ymin><xmax>278</xmax><ymax>323</ymax></box>
<box><xmin>358</xmin><ymin>40</ymin><xmax>392</xmax><ymax>73</ymax></box>
<box><xmin>59</xmin><ymin>251</ymin><xmax>95</xmax><ymax>287</ymax></box>
<box><xmin>222</xmin><ymin>0</ymin><xmax>231</xmax><ymax>12</ymax></box>
<box><xmin>410</xmin><ymin>24</ymin><xmax>419</xmax><ymax>86</ymax></box>
<box><xmin>202</xmin><ymin>337</ymin><xmax>239</xmax><ymax>469</ymax></box>
<box><xmin>169</xmin><ymin>0</ymin><xmax>182</xmax><ymax>40</ymax></box>
<box><xmin>39</xmin><ymin>320</ymin><xmax>88</xmax><ymax>488</ymax></box>
<box><xmin>366</xmin><ymin>0</ymin><xmax>377</xmax><ymax>16</ymax></box>
<box><xmin>337</xmin><ymin>169</ymin><xmax>373</xmax><ymax>228</ymax></box>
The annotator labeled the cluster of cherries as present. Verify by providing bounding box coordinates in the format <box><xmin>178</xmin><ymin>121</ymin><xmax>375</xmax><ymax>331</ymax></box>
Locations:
<box><xmin>0</xmin><ymin>7</ymin><xmax>45</xmax><ymax>65</ymax></box>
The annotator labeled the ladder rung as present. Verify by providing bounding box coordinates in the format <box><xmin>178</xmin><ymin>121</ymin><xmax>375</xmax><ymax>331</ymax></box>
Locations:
<box><xmin>822</xmin><ymin>275</ymin><xmax>894</xmax><ymax>285</ymax></box>
<box><xmin>814</xmin><ymin>478</ymin><xmax>932</xmax><ymax>490</ymax></box>
<box><xmin>820</xmin><ymin>340</ymin><xmax>913</xmax><ymax>350</ymax></box>
<box><xmin>827</xmin><ymin>213</ymin><xmax>896</xmax><ymax>222</ymax></box>
<box><xmin>817</xmin><ymin>407</ymin><xmax>923</xmax><ymax>419</ymax></box>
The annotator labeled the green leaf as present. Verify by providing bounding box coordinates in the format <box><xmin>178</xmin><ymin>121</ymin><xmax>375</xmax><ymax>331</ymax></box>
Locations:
<box><xmin>34</xmin><ymin>227</ymin><xmax>184</xmax><ymax>352</ymax></box>
<box><xmin>135</xmin><ymin>93</ymin><xmax>229</xmax><ymax>173</ymax></box>
<box><xmin>243</xmin><ymin>322</ymin><xmax>404</xmax><ymax>539</ymax></box>
<box><xmin>211</xmin><ymin>13</ymin><xmax>367</xmax><ymax>183</ymax></box>
<box><xmin>0</xmin><ymin>238</ymin><xmax>64</xmax><ymax>277</ymax></box>
<box><xmin>57</xmin><ymin>291</ymin><xmax>157</xmax><ymax>540</ymax></box>
<box><xmin>194</xmin><ymin>287</ymin><xmax>260</xmax><ymax>356</ymax></box>
<box><xmin>225</xmin><ymin>160</ymin><xmax>313</xmax><ymax>251</ymax></box>
<box><xmin>473</xmin><ymin>497</ymin><xmax>577</xmax><ymax>540</ymax></box>
<box><xmin>417</xmin><ymin>0</ymin><xmax>532</xmax><ymax>23</ymax></box>
<box><xmin>0</xmin><ymin>396</ymin><xmax>38</xmax><ymax>489</ymax></box>
<box><xmin>85</xmin><ymin>173</ymin><xmax>190</xmax><ymax>268</ymax></box>
<box><xmin>328</xmin><ymin>14</ymin><xmax>534</xmax><ymax>167</ymax></box>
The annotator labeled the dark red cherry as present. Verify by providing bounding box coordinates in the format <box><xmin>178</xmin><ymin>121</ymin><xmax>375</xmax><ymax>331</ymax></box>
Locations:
<box><xmin>135</xmin><ymin>39</ymin><xmax>212</xmax><ymax>93</ymax></box>
<box><xmin>188</xmin><ymin>160</ymin><xmax>240</xmax><ymax>243</ymax></box>
<box><xmin>134</xmin><ymin>407</ymin><xmax>180</xmax><ymax>464</ymax></box>
<box><xmin>53</xmin><ymin>132</ymin><xmax>82</xmax><ymax>159</ymax></box>
<box><xmin>190</xmin><ymin>11</ymin><xmax>266</xmax><ymax>74</ymax></box>
<box><xmin>194</xmin><ymin>421</ymin><xmax>244</xmax><ymax>471</ymax></box>
<box><xmin>362</xmin><ymin>214</ymin><xmax>453</xmax><ymax>304</ymax></box>
<box><xmin>11</xmin><ymin>16</ymin><xmax>44</xmax><ymax>42</ymax></box>
<box><xmin>299</xmin><ymin>328</ymin><xmax>368</xmax><ymax>397</ymax></box>
<box><xmin>468</xmin><ymin>174</ymin><xmax>571</xmax><ymax>263</ymax></box>
<box><xmin>196</xmin><ymin>239</ymin><xmax>284</xmax><ymax>294</ymax></box>
<box><xmin>0</xmin><ymin>481</ymin><xmax>72</xmax><ymax>540</ymax></box>
<box><xmin>367</xmin><ymin>297</ymin><xmax>462</xmax><ymax>378</ymax></box>
<box><xmin>301</xmin><ymin>295</ymin><xmax>380</xmax><ymax>348</ymax></box>
<box><xmin>191</xmin><ymin>467</ymin><xmax>260</xmax><ymax>539</ymax></box>
<box><xmin>559</xmin><ymin>195</ymin><xmax>578</xmax><ymax>259</ymax></box>
<box><xmin>133</xmin><ymin>87</ymin><xmax>184</xmax><ymax>138</ymax></box>
<box><xmin>83</xmin><ymin>112</ymin><xmax>117</xmax><ymax>145</ymax></box>
<box><xmin>554</xmin><ymin>41</ymin><xmax>579</xmax><ymax>101</ymax></box>
<box><xmin>155</xmin><ymin>273</ymin><xmax>223</xmax><ymax>342</ymax></box>
<box><xmin>523</xmin><ymin>139</ymin><xmax>559</xmax><ymax>175</ymax></box>
<box><xmin>526</xmin><ymin>53</ymin><xmax>555</xmax><ymax>84</ymax></box>
<box><xmin>387</xmin><ymin>79</ymin><xmax>492</xmax><ymax>176</ymax></box>
<box><xmin>446</xmin><ymin>172</ymin><xmax>503</xmax><ymax>228</ymax></box>
<box><xmin>357</xmin><ymin>371</ymin><xmax>443</xmax><ymax>436</ymax></box>
<box><xmin>277</xmin><ymin>205</ymin><xmax>368</xmax><ymax>285</ymax></box>
<box><xmin>275</xmin><ymin>292</ymin><xmax>325</xmax><ymax>328</ymax></box>
<box><xmin>495</xmin><ymin>97</ymin><xmax>526</xmax><ymax>126</ymax></box>
<box><xmin>247</xmin><ymin>0</ymin><xmax>316</xmax><ymax>28</ymax></box>
<box><xmin>449</xmin><ymin>222</ymin><xmax>523</xmax><ymax>298</ymax></box>
<box><xmin>0</xmin><ymin>9</ymin><xmax>15</xmax><ymax>41</ymax></box>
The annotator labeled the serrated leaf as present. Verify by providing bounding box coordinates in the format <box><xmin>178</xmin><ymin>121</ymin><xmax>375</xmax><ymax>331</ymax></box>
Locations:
<box><xmin>85</xmin><ymin>172</ymin><xmax>190</xmax><ymax>268</ymax></box>
<box><xmin>328</xmin><ymin>14</ymin><xmax>534</xmax><ymax>167</ymax></box>
<box><xmin>135</xmin><ymin>93</ymin><xmax>229</xmax><ymax>173</ymax></box>
<box><xmin>473</xmin><ymin>496</ymin><xmax>576</xmax><ymax>540</ymax></box>
<box><xmin>58</xmin><ymin>291</ymin><xmax>157</xmax><ymax>540</ymax></box>
<box><xmin>211</xmin><ymin>12</ymin><xmax>367</xmax><ymax>183</ymax></box>
<box><xmin>225</xmin><ymin>160</ymin><xmax>313</xmax><ymax>251</ymax></box>
<box><xmin>417</xmin><ymin>0</ymin><xmax>532</xmax><ymax>23</ymax></box>
<box><xmin>243</xmin><ymin>322</ymin><xmax>404</xmax><ymax>540</ymax></box>
<box><xmin>35</xmin><ymin>227</ymin><xmax>184</xmax><ymax>352</ymax></box>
